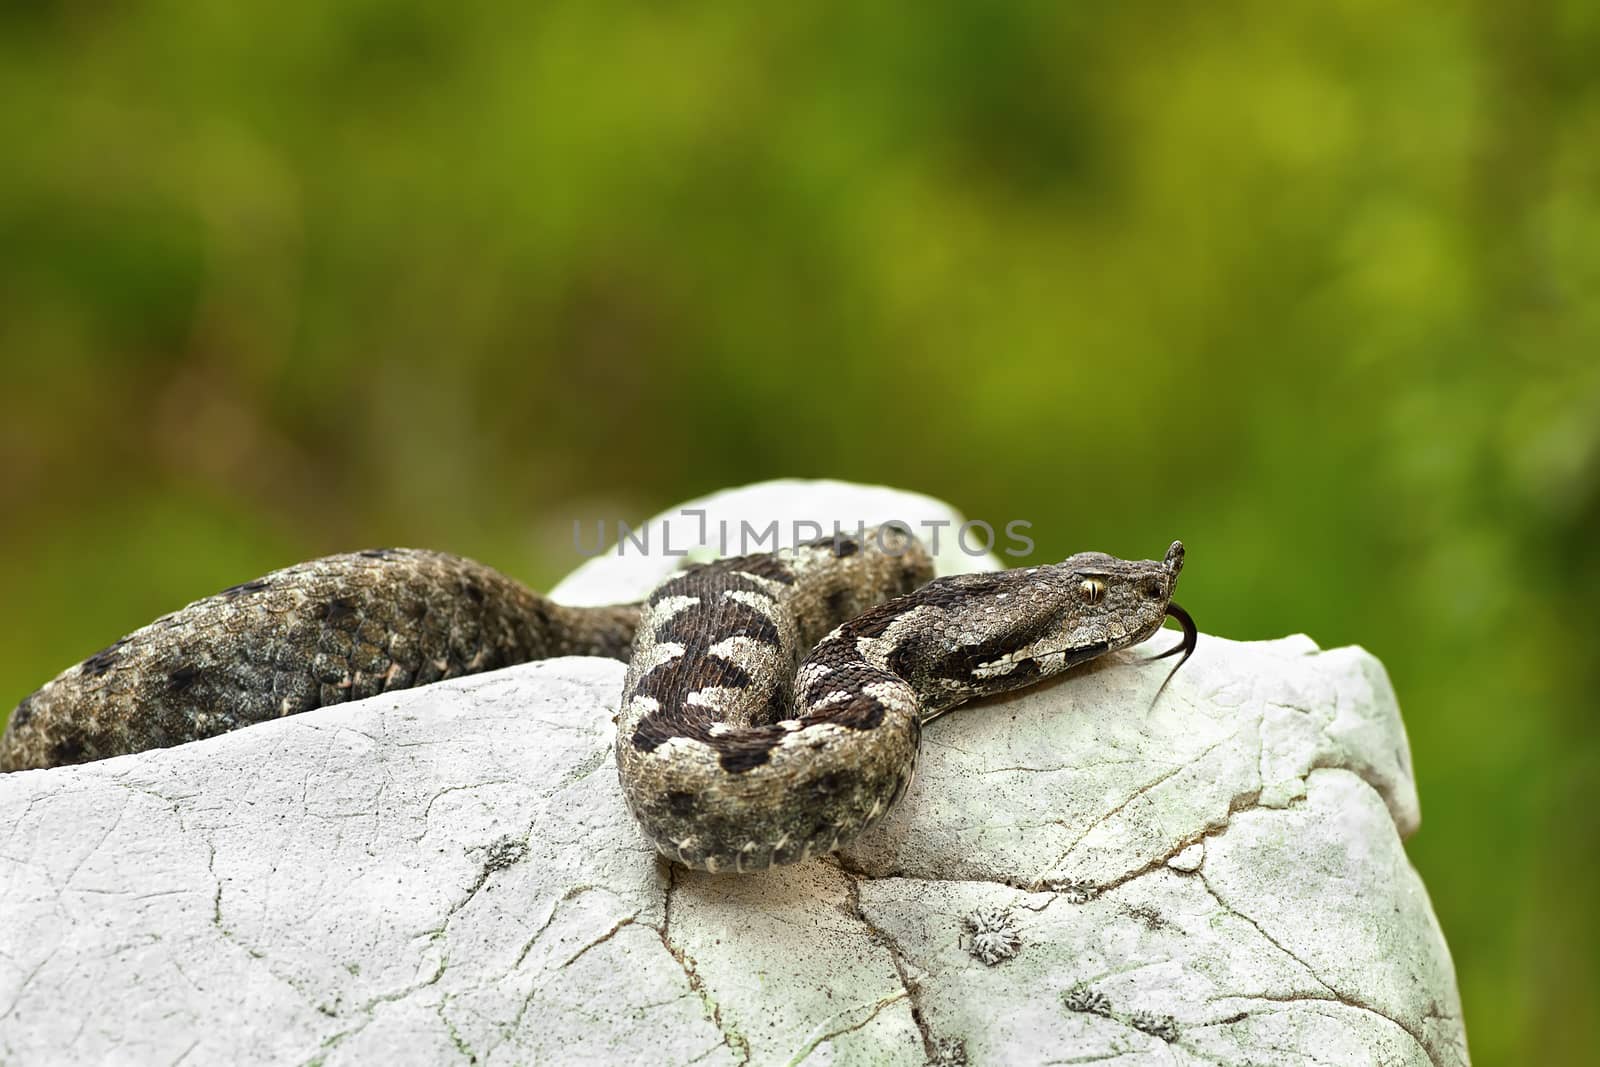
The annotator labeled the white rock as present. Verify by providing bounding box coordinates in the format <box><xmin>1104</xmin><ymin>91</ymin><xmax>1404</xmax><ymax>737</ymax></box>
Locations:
<box><xmin>0</xmin><ymin>482</ymin><xmax>1469</xmax><ymax>1066</ymax></box>
<box><xmin>1166</xmin><ymin>842</ymin><xmax>1205</xmax><ymax>873</ymax></box>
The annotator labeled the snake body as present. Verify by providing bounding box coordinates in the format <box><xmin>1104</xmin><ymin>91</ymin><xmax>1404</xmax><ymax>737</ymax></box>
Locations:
<box><xmin>0</xmin><ymin>529</ymin><xmax>1191</xmax><ymax>873</ymax></box>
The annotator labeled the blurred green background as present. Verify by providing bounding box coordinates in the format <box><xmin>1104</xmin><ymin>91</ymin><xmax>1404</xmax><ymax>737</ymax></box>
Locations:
<box><xmin>2</xmin><ymin>4</ymin><xmax>1595</xmax><ymax>1061</ymax></box>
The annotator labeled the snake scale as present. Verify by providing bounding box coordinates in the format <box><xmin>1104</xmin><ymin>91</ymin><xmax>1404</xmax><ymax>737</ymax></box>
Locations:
<box><xmin>0</xmin><ymin>527</ymin><xmax>1194</xmax><ymax>873</ymax></box>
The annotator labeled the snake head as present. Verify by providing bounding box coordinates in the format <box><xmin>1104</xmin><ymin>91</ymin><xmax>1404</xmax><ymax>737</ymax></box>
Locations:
<box><xmin>903</xmin><ymin>541</ymin><xmax>1189</xmax><ymax>716</ymax></box>
<box><xmin>1037</xmin><ymin>538</ymin><xmax>1185</xmax><ymax>656</ymax></box>
<box><xmin>1049</xmin><ymin>538</ymin><xmax>1195</xmax><ymax>704</ymax></box>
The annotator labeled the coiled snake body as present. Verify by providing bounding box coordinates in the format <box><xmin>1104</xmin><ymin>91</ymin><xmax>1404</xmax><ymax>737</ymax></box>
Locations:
<box><xmin>0</xmin><ymin>529</ymin><xmax>1193</xmax><ymax>872</ymax></box>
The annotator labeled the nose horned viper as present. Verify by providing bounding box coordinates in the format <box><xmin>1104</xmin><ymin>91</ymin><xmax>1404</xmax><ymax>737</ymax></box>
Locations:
<box><xmin>0</xmin><ymin>528</ymin><xmax>1193</xmax><ymax>873</ymax></box>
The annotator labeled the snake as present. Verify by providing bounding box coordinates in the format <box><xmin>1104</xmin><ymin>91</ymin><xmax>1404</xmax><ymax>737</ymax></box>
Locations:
<box><xmin>0</xmin><ymin>527</ymin><xmax>1195</xmax><ymax>873</ymax></box>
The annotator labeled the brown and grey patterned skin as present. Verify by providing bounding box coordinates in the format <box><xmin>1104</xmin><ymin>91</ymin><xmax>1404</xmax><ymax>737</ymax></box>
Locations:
<box><xmin>0</xmin><ymin>531</ymin><xmax>1192</xmax><ymax>878</ymax></box>
<box><xmin>0</xmin><ymin>549</ymin><xmax>639</xmax><ymax>772</ymax></box>
<box><xmin>618</xmin><ymin>534</ymin><xmax>1189</xmax><ymax>873</ymax></box>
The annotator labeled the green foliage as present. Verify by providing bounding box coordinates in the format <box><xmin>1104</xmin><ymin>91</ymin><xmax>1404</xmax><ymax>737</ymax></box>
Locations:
<box><xmin>2</xmin><ymin>4</ymin><xmax>1596</xmax><ymax>1059</ymax></box>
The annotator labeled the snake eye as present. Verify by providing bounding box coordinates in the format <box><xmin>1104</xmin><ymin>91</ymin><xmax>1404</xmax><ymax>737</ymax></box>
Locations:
<box><xmin>1079</xmin><ymin>578</ymin><xmax>1106</xmax><ymax>604</ymax></box>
